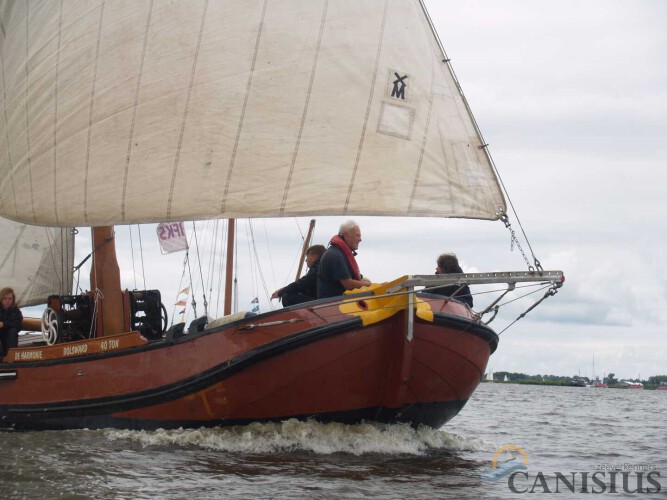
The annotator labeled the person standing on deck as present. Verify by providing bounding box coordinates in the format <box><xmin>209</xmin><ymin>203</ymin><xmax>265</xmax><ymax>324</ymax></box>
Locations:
<box><xmin>0</xmin><ymin>287</ymin><xmax>23</xmax><ymax>358</ymax></box>
<box><xmin>271</xmin><ymin>244</ymin><xmax>325</xmax><ymax>307</ymax></box>
<box><xmin>317</xmin><ymin>220</ymin><xmax>371</xmax><ymax>299</ymax></box>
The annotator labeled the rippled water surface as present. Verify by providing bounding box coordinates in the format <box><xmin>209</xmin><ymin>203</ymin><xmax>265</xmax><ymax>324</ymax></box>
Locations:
<box><xmin>1</xmin><ymin>384</ymin><xmax>665</xmax><ymax>499</ymax></box>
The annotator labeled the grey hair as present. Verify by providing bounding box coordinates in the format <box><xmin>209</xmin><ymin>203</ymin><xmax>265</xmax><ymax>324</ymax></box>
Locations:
<box><xmin>338</xmin><ymin>220</ymin><xmax>359</xmax><ymax>234</ymax></box>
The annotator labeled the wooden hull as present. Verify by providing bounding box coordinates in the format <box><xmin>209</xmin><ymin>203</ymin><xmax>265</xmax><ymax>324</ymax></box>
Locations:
<box><xmin>0</xmin><ymin>292</ymin><xmax>498</xmax><ymax>430</ymax></box>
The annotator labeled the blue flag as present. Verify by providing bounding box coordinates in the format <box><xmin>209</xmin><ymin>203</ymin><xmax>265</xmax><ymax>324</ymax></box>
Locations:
<box><xmin>251</xmin><ymin>297</ymin><xmax>259</xmax><ymax>313</ymax></box>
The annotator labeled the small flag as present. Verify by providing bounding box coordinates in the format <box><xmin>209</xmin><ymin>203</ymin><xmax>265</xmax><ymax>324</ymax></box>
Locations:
<box><xmin>251</xmin><ymin>297</ymin><xmax>259</xmax><ymax>314</ymax></box>
<box><xmin>157</xmin><ymin>222</ymin><xmax>189</xmax><ymax>254</ymax></box>
<box><xmin>178</xmin><ymin>286</ymin><xmax>190</xmax><ymax>296</ymax></box>
<box><xmin>175</xmin><ymin>299</ymin><xmax>187</xmax><ymax>307</ymax></box>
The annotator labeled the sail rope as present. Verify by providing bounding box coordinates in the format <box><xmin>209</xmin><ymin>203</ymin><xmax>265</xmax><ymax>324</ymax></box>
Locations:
<box><xmin>129</xmin><ymin>225</ymin><xmax>137</xmax><ymax>289</ymax></box>
<box><xmin>214</xmin><ymin>220</ymin><xmax>228</xmax><ymax>317</ymax></box>
<box><xmin>172</xmin><ymin>251</ymin><xmax>190</xmax><ymax>325</ymax></box>
<box><xmin>247</xmin><ymin>220</ymin><xmax>274</xmax><ymax>312</ymax></box>
<box><xmin>263</xmin><ymin>220</ymin><xmax>277</xmax><ymax>294</ymax></box>
<box><xmin>137</xmin><ymin>225</ymin><xmax>147</xmax><ymax>289</ymax></box>
<box><xmin>191</xmin><ymin>222</ymin><xmax>208</xmax><ymax>318</ymax></box>
<box><xmin>205</xmin><ymin>220</ymin><xmax>221</xmax><ymax>316</ymax></box>
<box><xmin>185</xmin><ymin>248</ymin><xmax>197</xmax><ymax>318</ymax></box>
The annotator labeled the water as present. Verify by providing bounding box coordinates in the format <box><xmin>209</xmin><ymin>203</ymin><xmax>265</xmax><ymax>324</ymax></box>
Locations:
<box><xmin>1</xmin><ymin>384</ymin><xmax>665</xmax><ymax>499</ymax></box>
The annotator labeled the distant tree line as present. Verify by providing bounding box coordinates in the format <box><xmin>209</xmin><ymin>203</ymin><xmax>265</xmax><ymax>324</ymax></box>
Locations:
<box><xmin>488</xmin><ymin>371</ymin><xmax>667</xmax><ymax>386</ymax></box>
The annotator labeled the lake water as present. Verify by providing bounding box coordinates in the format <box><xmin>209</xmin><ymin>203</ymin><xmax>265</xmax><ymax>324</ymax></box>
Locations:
<box><xmin>1</xmin><ymin>383</ymin><xmax>664</xmax><ymax>499</ymax></box>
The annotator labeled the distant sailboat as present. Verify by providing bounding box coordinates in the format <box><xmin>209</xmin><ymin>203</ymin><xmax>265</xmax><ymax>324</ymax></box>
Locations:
<box><xmin>591</xmin><ymin>356</ymin><xmax>607</xmax><ymax>388</ymax></box>
<box><xmin>486</xmin><ymin>369</ymin><xmax>494</xmax><ymax>382</ymax></box>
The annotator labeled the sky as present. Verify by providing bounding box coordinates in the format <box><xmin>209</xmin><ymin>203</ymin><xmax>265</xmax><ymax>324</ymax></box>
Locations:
<box><xmin>29</xmin><ymin>0</ymin><xmax>667</xmax><ymax>381</ymax></box>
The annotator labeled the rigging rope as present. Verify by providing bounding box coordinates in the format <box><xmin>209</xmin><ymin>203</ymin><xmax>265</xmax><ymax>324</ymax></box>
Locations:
<box><xmin>191</xmin><ymin>221</ymin><xmax>208</xmax><ymax>317</ymax></box>
<box><xmin>248</xmin><ymin>220</ymin><xmax>273</xmax><ymax>311</ymax></box>
<box><xmin>129</xmin><ymin>225</ymin><xmax>137</xmax><ymax>289</ymax></box>
<box><xmin>185</xmin><ymin>248</ymin><xmax>197</xmax><ymax>318</ymax></box>
<box><xmin>137</xmin><ymin>225</ymin><xmax>146</xmax><ymax>289</ymax></box>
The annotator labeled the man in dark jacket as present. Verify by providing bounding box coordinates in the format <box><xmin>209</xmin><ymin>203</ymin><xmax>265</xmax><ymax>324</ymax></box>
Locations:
<box><xmin>271</xmin><ymin>244</ymin><xmax>325</xmax><ymax>307</ymax></box>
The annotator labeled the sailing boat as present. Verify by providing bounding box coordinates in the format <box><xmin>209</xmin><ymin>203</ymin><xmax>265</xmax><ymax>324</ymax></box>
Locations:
<box><xmin>0</xmin><ymin>1</ymin><xmax>562</xmax><ymax>430</ymax></box>
<box><xmin>591</xmin><ymin>356</ymin><xmax>607</xmax><ymax>388</ymax></box>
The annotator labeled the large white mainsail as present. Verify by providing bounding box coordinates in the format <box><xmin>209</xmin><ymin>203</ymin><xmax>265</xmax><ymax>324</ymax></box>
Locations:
<box><xmin>0</xmin><ymin>0</ymin><xmax>505</xmax><ymax>227</ymax></box>
<box><xmin>0</xmin><ymin>218</ymin><xmax>74</xmax><ymax>307</ymax></box>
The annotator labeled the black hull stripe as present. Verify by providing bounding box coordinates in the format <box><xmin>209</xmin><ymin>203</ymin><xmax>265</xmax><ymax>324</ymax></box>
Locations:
<box><xmin>5</xmin><ymin>399</ymin><xmax>469</xmax><ymax>431</ymax></box>
<box><xmin>431</xmin><ymin>312</ymin><xmax>499</xmax><ymax>354</ymax></box>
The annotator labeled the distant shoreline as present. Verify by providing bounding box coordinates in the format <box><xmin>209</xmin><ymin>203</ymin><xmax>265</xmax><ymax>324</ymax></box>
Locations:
<box><xmin>482</xmin><ymin>380</ymin><xmax>664</xmax><ymax>390</ymax></box>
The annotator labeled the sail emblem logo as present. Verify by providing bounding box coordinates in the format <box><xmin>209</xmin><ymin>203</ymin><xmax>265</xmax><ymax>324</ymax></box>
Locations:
<box><xmin>481</xmin><ymin>444</ymin><xmax>529</xmax><ymax>482</ymax></box>
<box><xmin>391</xmin><ymin>72</ymin><xmax>408</xmax><ymax>100</ymax></box>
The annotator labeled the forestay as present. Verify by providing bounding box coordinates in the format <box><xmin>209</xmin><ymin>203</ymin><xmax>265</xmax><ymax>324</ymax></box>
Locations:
<box><xmin>0</xmin><ymin>217</ymin><xmax>74</xmax><ymax>307</ymax></box>
<box><xmin>0</xmin><ymin>0</ymin><xmax>505</xmax><ymax>227</ymax></box>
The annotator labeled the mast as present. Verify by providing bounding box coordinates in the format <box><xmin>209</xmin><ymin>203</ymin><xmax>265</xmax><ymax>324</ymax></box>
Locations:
<box><xmin>90</xmin><ymin>226</ymin><xmax>124</xmax><ymax>337</ymax></box>
<box><xmin>295</xmin><ymin>219</ymin><xmax>316</xmax><ymax>280</ymax></box>
<box><xmin>224</xmin><ymin>219</ymin><xmax>235</xmax><ymax>316</ymax></box>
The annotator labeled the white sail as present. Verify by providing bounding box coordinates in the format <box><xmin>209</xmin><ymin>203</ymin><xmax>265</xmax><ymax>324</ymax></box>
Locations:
<box><xmin>0</xmin><ymin>0</ymin><xmax>505</xmax><ymax>227</ymax></box>
<box><xmin>0</xmin><ymin>218</ymin><xmax>74</xmax><ymax>307</ymax></box>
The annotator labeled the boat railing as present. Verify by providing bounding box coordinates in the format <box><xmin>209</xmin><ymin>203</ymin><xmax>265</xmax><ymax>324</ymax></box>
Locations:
<box><xmin>387</xmin><ymin>270</ymin><xmax>564</xmax><ymax>291</ymax></box>
<box><xmin>389</xmin><ymin>270</ymin><xmax>564</xmax><ymax>337</ymax></box>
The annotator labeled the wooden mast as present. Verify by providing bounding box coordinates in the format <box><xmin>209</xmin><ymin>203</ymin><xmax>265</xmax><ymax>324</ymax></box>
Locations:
<box><xmin>90</xmin><ymin>226</ymin><xmax>124</xmax><ymax>337</ymax></box>
<box><xmin>224</xmin><ymin>219</ymin><xmax>235</xmax><ymax>316</ymax></box>
<box><xmin>295</xmin><ymin>219</ymin><xmax>316</xmax><ymax>280</ymax></box>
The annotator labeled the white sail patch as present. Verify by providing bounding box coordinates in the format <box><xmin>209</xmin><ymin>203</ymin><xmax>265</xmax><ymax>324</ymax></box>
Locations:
<box><xmin>377</xmin><ymin>102</ymin><xmax>415</xmax><ymax>140</ymax></box>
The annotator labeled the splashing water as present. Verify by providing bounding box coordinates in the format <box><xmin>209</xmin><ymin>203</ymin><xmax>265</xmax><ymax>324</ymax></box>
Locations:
<box><xmin>106</xmin><ymin>419</ymin><xmax>491</xmax><ymax>455</ymax></box>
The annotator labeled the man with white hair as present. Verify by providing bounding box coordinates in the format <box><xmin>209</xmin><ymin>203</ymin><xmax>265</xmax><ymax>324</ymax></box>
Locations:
<box><xmin>317</xmin><ymin>220</ymin><xmax>372</xmax><ymax>299</ymax></box>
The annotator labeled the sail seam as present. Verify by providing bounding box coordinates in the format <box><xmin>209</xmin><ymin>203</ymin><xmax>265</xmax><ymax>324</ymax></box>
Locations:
<box><xmin>0</xmin><ymin>224</ymin><xmax>25</xmax><ymax>273</ymax></box>
<box><xmin>408</xmin><ymin>69</ymin><xmax>434</xmax><ymax>212</ymax></box>
<box><xmin>121</xmin><ymin>0</ymin><xmax>154</xmax><ymax>222</ymax></box>
<box><xmin>51</xmin><ymin>0</ymin><xmax>64</xmax><ymax>225</ymax></box>
<box><xmin>0</xmin><ymin>4</ymin><xmax>18</xmax><ymax>219</ymax></box>
<box><xmin>83</xmin><ymin>2</ymin><xmax>106</xmax><ymax>223</ymax></box>
<box><xmin>166</xmin><ymin>0</ymin><xmax>209</xmax><ymax>220</ymax></box>
<box><xmin>343</xmin><ymin>0</ymin><xmax>389</xmax><ymax>213</ymax></box>
<box><xmin>220</xmin><ymin>0</ymin><xmax>269</xmax><ymax>215</ymax></box>
<box><xmin>24</xmin><ymin>0</ymin><xmax>35</xmax><ymax>222</ymax></box>
<box><xmin>279</xmin><ymin>0</ymin><xmax>330</xmax><ymax>215</ymax></box>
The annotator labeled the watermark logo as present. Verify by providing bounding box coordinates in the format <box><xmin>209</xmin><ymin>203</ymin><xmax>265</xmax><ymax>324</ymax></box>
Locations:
<box><xmin>481</xmin><ymin>445</ymin><xmax>662</xmax><ymax>494</ymax></box>
<box><xmin>481</xmin><ymin>445</ymin><xmax>529</xmax><ymax>482</ymax></box>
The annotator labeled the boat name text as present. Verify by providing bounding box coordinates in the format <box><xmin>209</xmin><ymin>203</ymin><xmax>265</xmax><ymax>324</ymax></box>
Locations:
<box><xmin>13</xmin><ymin>350</ymin><xmax>44</xmax><ymax>360</ymax></box>
<box><xmin>63</xmin><ymin>344</ymin><xmax>88</xmax><ymax>356</ymax></box>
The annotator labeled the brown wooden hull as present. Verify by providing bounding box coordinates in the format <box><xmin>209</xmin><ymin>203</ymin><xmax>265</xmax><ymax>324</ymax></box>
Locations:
<box><xmin>0</xmin><ymin>292</ymin><xmax>498</xmax><ymax>430</ymax></box>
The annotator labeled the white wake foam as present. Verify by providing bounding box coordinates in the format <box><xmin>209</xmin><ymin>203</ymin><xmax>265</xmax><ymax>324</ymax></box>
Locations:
<box><xmin>106</xmin><ymin>419</ymin><xmax>489</xmax><ymax>455</ymax></box>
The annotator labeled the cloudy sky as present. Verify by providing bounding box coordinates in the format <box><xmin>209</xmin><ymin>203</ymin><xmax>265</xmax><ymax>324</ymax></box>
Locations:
<box><xmin>61</xmin><ymin>0</ymin><xmax>666</xmax><ymax>381</ymax></box>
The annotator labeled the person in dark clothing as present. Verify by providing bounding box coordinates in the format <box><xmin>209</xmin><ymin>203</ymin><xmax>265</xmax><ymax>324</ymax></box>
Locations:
<box><xmin>317</xmin><ymin>220</ymin><xmax>371</xmax><ymax>299</ymax></box>
<box><xmin>0</xmin><ymin>287</ymin><xmax>23</xmax><ymax>358</ymax></box>
<box><xmin>430</xmin><ymin>253</ymin><xmax>474</xmax><ymax>308</ymax></box>
<box><xmin>272</xmin><ymin>244</ymin><xmax>326</xmax><ymax>307</ymax></box>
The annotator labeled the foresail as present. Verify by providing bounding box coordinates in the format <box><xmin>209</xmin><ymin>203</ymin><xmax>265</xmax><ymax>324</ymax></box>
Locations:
<box><xmin>0</xmin><ymin>0</ymin><xmax>505</xmax><ymax>226</ymax></box>
<box><xmin>0</xmin><ymin>218</ymin><xmax>74</xmax><ymax>307</ymax></box>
